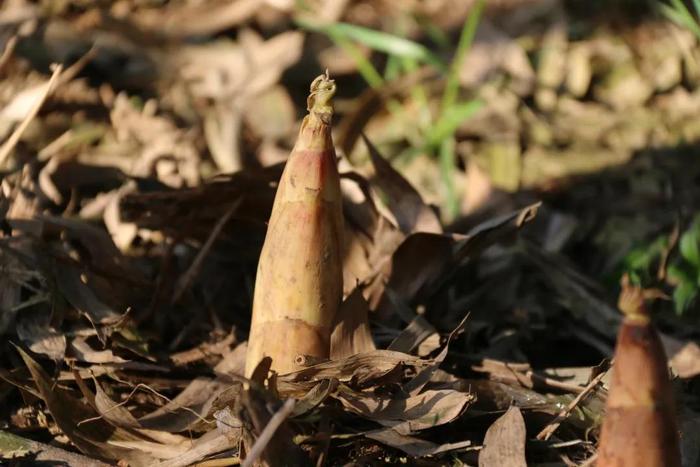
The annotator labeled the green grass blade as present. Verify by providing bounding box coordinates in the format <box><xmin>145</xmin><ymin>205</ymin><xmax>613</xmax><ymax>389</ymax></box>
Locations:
<box><xmin>427</xmin><ymin>100</ymin><xmax>483</xmax><ymax>146</ymax></box>
<box><xmin>441</xmin><ymin>0</ymin><xmax>485</xmax><ymax>113</ymax></box>
<box><xmin>297</xmin><ymin>18</ymin><xmax>446</xmax><ymax>70</ymax></box>
<box><xmin>384</xmin><ymin>54</ymin><xmax>401</xmax><ymax>81</ymax></box>
<box><xmin>693</xmin><ymin>0</ymin><xmax>700</xmax><ymax>17</ymax></box>
<box><xmin>439</xmin><ymin>137</ymin><xmax>459</xmax><ymax>219</ymax></box>
<box><xmin>326</xmin><ymin>29</ymin><xmax>384</xmax><ymax>88</ymax></box>
<box><xmin>660</xmin><ymin>1</ymin><xmax>700</xmax><ymax>39</ymax></box>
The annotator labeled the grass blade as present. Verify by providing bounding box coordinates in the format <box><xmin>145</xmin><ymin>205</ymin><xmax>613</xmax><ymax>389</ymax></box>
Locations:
<box><xmin>327</xmin><ymin>29</ymin><xmax>384</xmax><ymax>88</ymax></box>
<box><xmin>661</xmin><ymin>1</ymin><xmax>700</xmax><ymax>40</ymax></box>
<box><xmin>439</xmin><ymin>137</ymin><xmax>459</xmax><ymax>220</ymax></box>
<box><xmin>297</xmin><ymin>18</ymin><xmax>446</xmax><ymax>71</ymax></box>
<box><xmin>427</xmin><ymin>100</ymin><xmax>482</xmax><ymax>146</ymax></box>
<box><xmin>440</xmin><ymin>0</ymin><xmax>485</xmax><ymax>113</ymax></box>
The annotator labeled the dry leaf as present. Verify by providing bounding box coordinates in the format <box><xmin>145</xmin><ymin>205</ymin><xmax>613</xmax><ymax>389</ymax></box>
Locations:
<box><xmin>363</xmin><ymin>134</ymin><xmax>442</xmax><ymax>235</ymax></box>
<box><xmin>365</xmin><ymin>428</ymin><xmax>472</xmax><ymax>457</ymax></box>
<box><xmin>669</xmin><ymin>342</ymin><xmax>700</xmax><ymax>379</ymax></box>
<box><xmin>479</xmin><ymin>406</ymin><xmax>527</xmax><ymax>467</ymax></box>
<box><xmin>135</xmin><ymin>0</ymin><xmax>263</xmax><ymax>38</ymax></box>
<box><xmin>460</xmin><ymin>20</ymin><xmax>535</xmax><ymax>95</ymax></box>
<box><xmin>140</xmin><ymin>343</ymin><xmax>247</xmax><ymax>432</ymax></box>
<box><xmin>16</xmin><ymin>310</ymin><xmax>66</xmax><ymax>361</ymax></box>
<box><xmin>330</xmin><ymin>286</ymin><xmax>376</xmax><ymax>360</ymax></box>
<box><xmin>338</xmin><ymin>386</ymin><xmax>473</xmax><ymax>435</ymax></box>
<box><xmin>69</xmin><ymin>336</ymin><xmax>128</xmax><ymax>364</ymax></box>
<box><xmin>14</xmin><ymin>346</ymin><xmax>162</xmax><ymax>466</ymax></box>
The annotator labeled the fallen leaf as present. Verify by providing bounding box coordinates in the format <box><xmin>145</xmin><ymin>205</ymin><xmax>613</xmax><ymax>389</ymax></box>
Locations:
<box><xmin>14</xmin><ymin>346</ymin><xmax>162</xmax><ymax>466</ymax></box>
<box><xmin>479</xmin><ymin>406</ymin><xmax>527</xmax><ymax>467</ymax></box>
<box><xmin>338</xmin><ymin>385</ymin><xmax>473</xmax><ymax>435</ymax></box>
<box><xmin>16</xmin><ymin>310</ymin><xmax>66</xmax><ymax>361</ymax></box>
<box><xmin>330</xmin><ymin>286</ymin><xmax>376</xmax><ymax>360</ymax></box>
<box><xmin>365</xmin><ymin>428</ymin><xmax>472</xmax><ymax>457</ymax></box>
<box><xmin>363</xmin><ymin>134</ymin><xmax>442</xmax><ymax>235</ymax></box>
<box><xmin>69</xmin><ymin>337</ymin><xmax>128</xmax><ymax>364</ymax></box>
<box><xmin>668</xmin><ymin>341</ymin><xmax>700</xmax><ymax>379</ymax></box>
<box><xmin>278</xmin><ymin>349</ymin><xmax>432</xmax><ymax>393</ymax></box>
<box><xmin>139</xmin><ymin>343</ymin><xmax>247</xmax><ymax>433</ymax></box>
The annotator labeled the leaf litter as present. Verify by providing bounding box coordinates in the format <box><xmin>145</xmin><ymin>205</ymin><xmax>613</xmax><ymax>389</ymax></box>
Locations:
<box><xmin>1</xmin><ymin>1</ymin><xmax>699</xmax><ymax>466</ymax></box>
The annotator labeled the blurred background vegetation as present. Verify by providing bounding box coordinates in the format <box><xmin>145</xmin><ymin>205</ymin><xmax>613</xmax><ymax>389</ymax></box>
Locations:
<box><xmin>1</xmin><ymin>0</ymin><xmax>699</xmax><ymax>350</ymax></box>
<box><xmin>2</xmin><ymin>0</ymin><xmax>700</xmax><ymax>464</ymax></box>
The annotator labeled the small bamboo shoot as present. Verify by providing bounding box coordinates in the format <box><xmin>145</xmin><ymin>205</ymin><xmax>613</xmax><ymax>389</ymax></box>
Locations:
<box><xmin>597</xmin><ymin>277</ymin><xmax>681</xmax><ymax>467</ymax></box>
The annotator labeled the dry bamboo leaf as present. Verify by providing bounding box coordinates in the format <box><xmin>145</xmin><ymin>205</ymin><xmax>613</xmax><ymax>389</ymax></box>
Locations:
<box><xmin>460</xmin><ymin>20</ymin><xmax>534</xmax><ymax>94</ymax></box>
<box><xmin>155</xmin><ymin>431</ymin><xmax>237</xmax><ymax>467</ymax></box>
<box><xmin>365</xmin><ymin>428</ymin><xmax>472</xmax><ymax>457</ymax></box>
<box><xmin>290</xmin><ymin>379</ymin><xmax>337</xmax><ymax>417</ymax></box>
<box><xmin>204</xmin><ymin>103</ymin><xmax>243</xmax><ymax>173</ymax></box>
<box><xmin>372</xmin><ymin>203</ymin><xmax>539</xmax><ymax>314</ymax></box>
<box><xmin>138</xmin><ymin>378</ymin><xmax>231</xmax><ymax>433</ymax></box>
<box><xmin>403</xmin><ymin>315</ymin><xmax>468</xmax><ymax>396</ymax></box>
<box><xmin>69</xmin><ymin>336</ymin><xmax>128</xmax><ymax>365</ymax></box>
<box><xmin>244</xmin><ymin>85</ymin><xmax>295</xmax><ymax>141</ymax></box>
<box><xmin>0</xmin><ymin>64</ymin><xmax>63</xmax><ymax>167</ymax></box>
<box><xmin>31</xmin><ymin>215</ymin><xmax>146</xmax><ymax>283</ymax></box>
<box><xmin>139</xmin><ymin>343</ymin><xmax>247</xmax><ymax>432</ymax></box>
<box><xmin>669</xmin><ymin>342</ymin><xmax>700</xmax><ymax>379</ymax></box>
<box><xmin>362</xmin><ymin>134</ymin><xmax>442</xmax><ymax>235</ymax></box>
<box><xmin>52</xmin><ymin>261</ymin><xmax>122</xmax><ymax>326</ymax></box>
<box><xmin>278</xmin><ymin>349</ymin><xmax>432</xmax><ymax>388</ymax></box>
<box><xmin>16</xmin><ymin>310</ymin><xmax>66</xmax><ymax>361</ymax></box>
<box><xmin>177</xmin><ymin>31</ymin><xmax>302</xmax><ymax>100</ymax></box>
<box><xmin>479</xmin><ymin>406</ymin><xmax>527</xmax><ymax>467</ymax></box>
<box><xmin>135</xmin><ymin>0</ymin><xmax>262</xmax><ymax>38</ymax></box>
<box><xmin>103</xmin><ymin>182</ymin><xmax>139</xmax><ymax>252</ymax></box>
<box><xmin>0</xmin><ymin>430</ymin><xmax>111</xmax><ymax>466</ymax></box>
<box><xmin>14</xmin><ymin>346</ymin><xmax>161</xmax><ymax>466</ymax></box>
<box><xmin>338</xmin><ymin>385</ymin><xmax>473</xmax><ymax>435</ymax></box>
<box><xmin>0</xmin><ymin>168</ymin><xmax>40</xmax><ymax>334</ymax></box>
<box><xmin>71</xmin><ymin>372</ymin><xmax>191</xmax><ymax>459</ymax></box>
<box><xmin>240</xmin><ymin>389</ymin><xmax>306</xmax><ymax>467</ymax></box>
<box><xmin>330</xmin><ymin>286</ymin><xmax>376</xmax><ymax>360</ymax></box>
<box><xmin>385</xmin><ymin>286</ymin><xmax>439</xmax><ymax>355</ymax></box>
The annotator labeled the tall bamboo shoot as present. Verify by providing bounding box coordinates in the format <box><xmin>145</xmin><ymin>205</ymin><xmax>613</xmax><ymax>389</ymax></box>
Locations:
<box><xmin>245</xmin><ymin>73</ymin><xmax>343</xmax><ymax>377</ymax></box>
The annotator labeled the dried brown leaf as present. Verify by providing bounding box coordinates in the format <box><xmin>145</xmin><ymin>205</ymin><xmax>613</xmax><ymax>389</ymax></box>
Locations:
<box><xmin>69</xmin><ymin>336</ymin><xmax>128</xmax><ymax>364</ymax></box>
<box><xmin>14</xmin><ymin>346</ymin><xmax>161</xmax><ymax>466</ymax></box>
<box><xmin>362</xmin><ymin>134</ymin><xmax>442</xmax><ymax>235</ymax></box>
<box><xmin>373</xmin><ymin>203</ymin><xmax>539</xmax><ymax>315</ymax></box>
<box><xmin>139</xmin><ymin>343</ymin><xmax>247</xmax><ymax>432</ymax></box>
<box><xmin>135</xmin><ymin>0</ymin><xmax>262</xmax><ymax>38</ymax></box>
<box><xmin>669</xmin><ymin>342</ymin><xmax>700</xmax><ymax>379</ymax></box>
<box><xmin>365</xmin><ymin>428</ymin><xmax>472</xmax><ymax>457</ymax></box>
<box><xmin>278</xmin><ymin>349</ymin><xmax>432</xmax><ymax>393</ymax></box>
<box><xmin>330</xmin><ymin>286</ymin><xmax>376</xmax><ymax>360</ymax></box>
<box><xmin>53</xmin><ymin>261</ymin><xmax>122</xmax><ymax>326</ymax></box>
<box><xmin>244</xmin><ymin>85</ymin><xmax>295</xmax><ymax>141</ymax></box>
<box><xmin>155</xmin><ymin>431</ymin><xmax>238</xmax><ymax>467</ymax></box>
<box><xmin>479</xmin><ymin>406</ymin><xmax>527</xmax><ymax>467</ymax></box>
<box><xmin>240</xmin><ymin>389</ymin><xmax>306</xmax><ymax>467</ymax></box>
<box><xmin>338</xmin><ymin>385</ymin><xmax>473</xmax><ymax>435</ymax></box>
<box><xmin>0</xmin><ymin>430</ymin><xmax>111</xmax><ymax>467</ymax></box>
<box><xmin>460</xmin><ymin>21</ymin><xmax>534</xmax><ymax>95</ymax></box>
<box><xmin>16</xmin><ymin>310</ymin><xmax>66</xmax><ymax>361</ymax></box>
